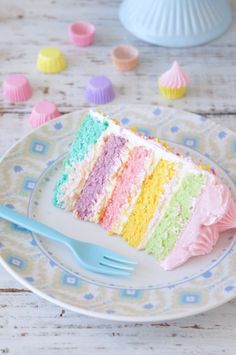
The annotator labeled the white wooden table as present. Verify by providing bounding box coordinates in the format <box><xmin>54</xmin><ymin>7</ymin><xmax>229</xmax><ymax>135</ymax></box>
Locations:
<box><xmin>1</xmin><ymin>0</ymin><xmax>236</xmax><ymax>354</ymax></box>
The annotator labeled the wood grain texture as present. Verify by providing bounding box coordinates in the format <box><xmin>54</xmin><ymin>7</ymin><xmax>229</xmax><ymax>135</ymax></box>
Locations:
<box><xmin>0</xmin><ymin>0</ymin><xmax>236</xmax><ymax>354</ymax></box>
<box><xmin>1</xmin><ymin>292</ymin><xmax>236</xmax><ymax>355</ymax></box>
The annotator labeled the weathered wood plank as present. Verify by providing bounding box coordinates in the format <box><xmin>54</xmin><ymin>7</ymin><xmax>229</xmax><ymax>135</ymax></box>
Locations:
<box><xmin>0</xmin><ymin>292</ymin><xmax>236</xmax><ymax>355</ymax></box>
<box><xmin>1</xmin><ymin>0</ymin><xmax>236</xmax><ymax>353</ymax></box>
<box><xmin>1</xmin><ymin>0</ymin><xmax>236</xmax><ymax>115</ymax></box>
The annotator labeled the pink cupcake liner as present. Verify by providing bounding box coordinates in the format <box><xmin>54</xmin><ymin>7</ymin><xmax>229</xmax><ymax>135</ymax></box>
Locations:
<box><xmin>68</xmin><ymin>22</ymin><xmax>96</xmax><ymax>47</ymax></box>
<box><xmin>29</xmin><ymin>100</ymin><xmax>60</xmax><ymax>128</ymax></box>
<box><xmin>3</xmin><ymin>74</ymin><xmax>32</xmax><ymax>102</ymax></box>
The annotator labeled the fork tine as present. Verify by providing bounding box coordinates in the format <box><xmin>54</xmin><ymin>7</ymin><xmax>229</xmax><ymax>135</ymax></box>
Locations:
<box><xmin>101</xmin><ymin>258</ymin><xmax>134</xmax><ymax>272</ymax></box>
<box><xmin>0</xmin><ymin>205</ymin><xmax>134</xmax><ymax>277</ymax></box>
<box><xmin>95</xmin><ymin>265</ymin><xmax>131</xmax><ymax>276</ymax></box>
<box><xmin>103</xmin><ymin>253</ymin><xmax>138</xmax><ymax>265</ymax></box>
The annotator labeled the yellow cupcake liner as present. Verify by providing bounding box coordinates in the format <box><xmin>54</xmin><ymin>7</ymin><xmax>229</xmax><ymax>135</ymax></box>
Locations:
<box><xmin>159</xmin><ymin>82</ymin><xmax>186</xmax><ymax>100</ymax></box>
<box><xmin>37</xmin><ymin>47</ymin><xmax>67</xmax><ymax>74</ymax></box>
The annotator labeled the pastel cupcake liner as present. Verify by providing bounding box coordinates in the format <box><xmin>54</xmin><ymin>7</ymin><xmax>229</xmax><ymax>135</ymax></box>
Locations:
<box><xmin>30</xmin><ymin>100</ymin><xmax>60</xmax><ymax>128</ymax></box>
<box><xmin>111</xmin><ymin>44</ymin><xmax>139</xmax><ymax>71</ymax></box>
<box><xmin>68</xmin><ymin>22</ymin><xmax>96</xmax><ymax>47</ymax></box>
<box><xmin>159</xmin><ymin>83</ymin><xmax>186</xmax><ymax>100</ymax></box>
<box><xmin>3</xmin><ymin>74</ymin><xmax>32</xmax><ymax>102</ymax></box>
<box><xmin>37</xmin><ymin>47</ymin><xmax>66</xmax><ymax>74</ymax></box>
<box><xmin>85</xmin><ymin>76</ymin><xmax>115</xmax><ymax>104</ymax></box>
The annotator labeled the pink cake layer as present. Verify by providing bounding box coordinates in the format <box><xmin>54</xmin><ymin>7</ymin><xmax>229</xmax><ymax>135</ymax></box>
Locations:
<box><xmin>101</xmin><ymin>146</ymin><xmax>150</xmax><ymax>231</ymax></box>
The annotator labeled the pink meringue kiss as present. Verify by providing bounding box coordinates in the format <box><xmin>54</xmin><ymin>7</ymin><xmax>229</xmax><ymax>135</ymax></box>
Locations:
<box><xmin>3</xmin><ymin>74</ymin><xmax>32</xmax><ymax>102</ymax></box>
<box><xmin>68</xmin><ymin>22</ymin><xmax>96</xmax><ymax>47</ymax></box>
<box><xmin>159</xmin><ymin>61</ymin><xmax>188</xmax><ymax>100</ymax></box>
<box><xmin>29</xmin><ymin>100</ymin><xmax>60</xmax><ymax>128</ymax></box>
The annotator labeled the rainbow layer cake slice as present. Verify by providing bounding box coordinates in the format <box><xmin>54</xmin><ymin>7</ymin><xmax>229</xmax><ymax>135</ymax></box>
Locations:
<box><xmin>53</xmin><ymin>110</ymin><xmax>236</xmax><ymax>270</ymax></box>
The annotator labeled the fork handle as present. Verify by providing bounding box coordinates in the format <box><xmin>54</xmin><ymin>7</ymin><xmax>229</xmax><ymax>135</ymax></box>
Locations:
<box><xmin>0</xmin><ymin>205</ymin><xmax>74</xmax><ymax>246</ymax></box>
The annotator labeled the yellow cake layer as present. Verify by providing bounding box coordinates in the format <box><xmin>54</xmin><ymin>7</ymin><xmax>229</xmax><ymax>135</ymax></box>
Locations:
<box><xmin>122</xmin><ymin>159</ymin><xmax>176</xmax><ymax>247</ymax></box>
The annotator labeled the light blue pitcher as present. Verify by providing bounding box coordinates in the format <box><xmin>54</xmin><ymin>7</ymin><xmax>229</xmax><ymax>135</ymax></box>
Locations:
<box><xmin>119</xmin><ymin>0</ymin><xmax>232</xmax><ymax>47</ymax></box>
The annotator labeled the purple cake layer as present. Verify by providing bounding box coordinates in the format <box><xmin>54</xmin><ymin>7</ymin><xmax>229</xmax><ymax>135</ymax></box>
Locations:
<box><xmin>76</xmin><ymin>134</ymin><xmax>127</xmax><ymax>219</ymax></box>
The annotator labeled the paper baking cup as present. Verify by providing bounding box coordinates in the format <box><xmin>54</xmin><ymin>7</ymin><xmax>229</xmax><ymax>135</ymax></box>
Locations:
<box><xmin>111</xmin><ymin>44</ymin><xmax>139</xmax><ymax>71</ymax></box>
<box><xmin>30</xmin><ymin>100</ymin><xmax>60</xmax><ymax>128</ymax></box>
<box><xmin>37</xmin><ymin>47</ymin><xmax>66</xmax><ymax>74</ymax></box>
<box><xmin>159</xmin><ymin>82</ymin><xmax>186</xmax><ymax>100</ymax></box>
<box><xmin>85</xmin><ymin>76</ymin><xmax>115</xmax><ymax>104</ymax></box>
<box><xmin>3</xmin><ymin>74</ymin><xmax>32</xmax><ymax>102</ymax></box>
<box><xmin>68</xmin><ymin>22</ymin><xmax>96</xmax><ymax>47</ymax></box>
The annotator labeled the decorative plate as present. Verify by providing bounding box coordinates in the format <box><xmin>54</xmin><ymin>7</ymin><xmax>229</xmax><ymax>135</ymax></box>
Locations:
<box><xmin>0</xmin><ymin>105</ymin><xmax>236</xmax><ymax>322</ymax></box>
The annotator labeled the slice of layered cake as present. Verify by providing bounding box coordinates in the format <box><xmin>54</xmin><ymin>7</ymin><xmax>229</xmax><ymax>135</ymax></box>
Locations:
<box><xmin>53</xmin><ymin>110</ymin><xmax>236</xmax><ymax>270</ymax></box>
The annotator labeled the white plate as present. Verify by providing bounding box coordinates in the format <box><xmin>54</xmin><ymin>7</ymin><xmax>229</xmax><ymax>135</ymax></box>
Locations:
<box><xmin>0</xmin><ymin>105</ymin><xmax>236</xmax><ymax>322</ymax></box>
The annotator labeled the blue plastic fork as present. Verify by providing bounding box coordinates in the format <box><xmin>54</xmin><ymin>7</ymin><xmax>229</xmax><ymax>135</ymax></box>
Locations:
<box><xmin>0</xmin><ymin>205</ymin><xmax>136</xmax><ymax>276</ymax></box>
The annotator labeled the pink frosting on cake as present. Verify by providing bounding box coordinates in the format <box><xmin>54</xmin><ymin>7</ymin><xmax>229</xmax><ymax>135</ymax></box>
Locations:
<box><xmin>160</xmin><ymin>180</ymin><xmax>236</xmax><ymax>270</ymax></box>
<box><xmin>216</xmin><ymin>199</ymin><xmax>236</xmax><ymax>232</ymax></box>
<box><xmin>159</xmin><ymin>61</ymin><xmax>188</xmax><ymax>89</ymax></box>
